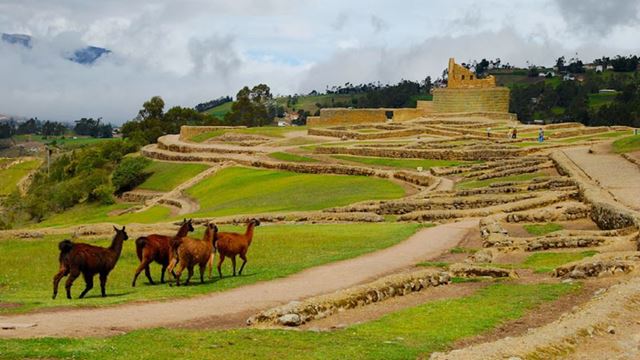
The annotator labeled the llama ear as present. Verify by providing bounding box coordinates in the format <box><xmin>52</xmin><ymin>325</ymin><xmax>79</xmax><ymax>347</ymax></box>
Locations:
<box><xmin>122</xmin><ymin>226</ymin><xmax>126</xmax><ymax>231</ymax></box>
<box><xmin>113</xmin><ymin>225</ymin><xmax>117</xmax><ymax>231</ymax></box>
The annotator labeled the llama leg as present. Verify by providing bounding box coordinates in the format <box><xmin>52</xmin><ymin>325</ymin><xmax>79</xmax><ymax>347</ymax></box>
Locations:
<box><xmin>79</xmin><ymin>272</ymin><xmax>94</xmax><ymax>299</ymax></box>
<box><xmin>231</xmin><ymin>256</ymin><xmax>237</xmax><ymax>276</ymax></box>
<box><xmin>217</xmin><ymin>255</ymin><xmax>225</xmax><ymax>279</ymax></box>
<box><xmin>52</xmin><ymin>266</ymin><xmax>68</xmax><ymax>299</ymax></box>
<box><xmin>207</xmin><ymin>253</ymin><xmax>214</xmax><ymax>279</ymax></box>
<box><xmin>185</xmin><ymin>265</ymin><xmax>194</xmax><ymax>285</ymax></box>
<box><xmin>144</xmin><ymin>264</ymin><xmax>154</xmax><ymax>285</ymax></box>
<box><xmin>199</xmin><ymin>263</ymin><xmax>206</xmax><ymax>283</ymax></box>
<box><xmin>99</xmin><ymin>272</ymin><xmax>108</xmax><ymax>297</ymax></box>
<box><xmin>174</xmin><ymin>263</ymin><xmax>185</xmax><ymax>286</ymax></box>
<box><xmin>132</xmin><ymin>258</ymin><xmax>153</xmax><ymax>287</ymax></box>
<box><xmin>65</xmin><ymin>269</ymin><xmax>81</xmax><ymax>299</ymax></box>
<box><xmin>160</xmin><ymin>264</ymin><xmax>168</xmax><ymax>284</ymax></box>
<box><xmin>238</xmin><ymin>253</ymin><xmax>248</xmax><ymax>275</ymax></box>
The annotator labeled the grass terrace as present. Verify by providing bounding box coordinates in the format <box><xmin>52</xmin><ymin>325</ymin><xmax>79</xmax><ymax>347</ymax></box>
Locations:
<box><xmin>455</xmin><ymin>172</ymin><xmax>546</xmax><ymax>190</ymax></box>
<box><xmin>268</xmin><ymin>152</ymin><xmax>319</xmax><ymax>163</ymax></box>
<box><xmin>332</xmin><ymin>155</ymin><xmax>469</xmax><ymax>170</ymax></box>
<box><xmin>137</xmin><ymin>160</ymin><xmax>210</xmax><ymax>192</ymax></box>
<box><xmin>0</xmin><ymin>159</ymin><xmax>42</xmax><ymax>195</ymax></box>
<box><xmin>612</xmin><ymin>135</ymin><xmax>640</xmax><ymax>153</ymax></box>
<box><xmin>523</xmin><ymin>223</ymin><xmax>564</xmax><ymax>236</ymax></box>
<box><xmin>0</xmin><ymin>283</ymin><xmax>578</xmax><ymax>359</ymax></box>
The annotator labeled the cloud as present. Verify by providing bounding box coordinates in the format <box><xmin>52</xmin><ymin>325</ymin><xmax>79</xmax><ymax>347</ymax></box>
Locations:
<box><xmin>331</xmin><ymin>12</ymin><xmax>349</xmax><ymax>31</ymax></box>
<box><xmin>370</xmin><ymin>15</ymin><xmax>389</xmax><ymax>33</ymax></box>
<box><xmin>555</xmin><ymin>0</ymin><xmax>640</xmax><ymax>34</ymax></box>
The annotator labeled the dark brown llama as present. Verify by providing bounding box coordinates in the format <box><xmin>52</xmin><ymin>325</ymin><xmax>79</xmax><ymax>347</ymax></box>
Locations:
<box><xmin>131</xmin><ymin>218</ymin><xmax>194</xmax><ymax>286</ymax></box>
<box><xmin>215</xmin><ymin>219</ymin><xmax>260</xmax><ymax>278</ymax></box>
<box><xmin>52</xmin><ymin>226</ymin><xmax>129</xmax><ymax>299</ymax></box>
<box><xmin>171</xmin><ymin>223</ymin><xmax>218</xmax><ymax>286</ymax></box>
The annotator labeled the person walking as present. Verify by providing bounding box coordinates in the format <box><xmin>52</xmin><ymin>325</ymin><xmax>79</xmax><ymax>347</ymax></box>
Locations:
<box><xmin>538</xmin><ymin>128</ymin><xmax>545</xmax><ymax>143</ymax></box>
<box><xmin>512</xmin><ymin>128</ymin><xmax>517</xmax><ymax>139</ymax></box>
<box><xmin>487</xmin><ymin>127</ymin><xmax>492</xmax><ymax>138</ymax></box>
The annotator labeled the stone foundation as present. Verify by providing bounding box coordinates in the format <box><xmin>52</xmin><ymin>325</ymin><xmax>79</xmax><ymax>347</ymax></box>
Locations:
<box><xmin>432</xmin><ymin>87</ymin><xmax>510</xmax><ymax>113</ymax></box>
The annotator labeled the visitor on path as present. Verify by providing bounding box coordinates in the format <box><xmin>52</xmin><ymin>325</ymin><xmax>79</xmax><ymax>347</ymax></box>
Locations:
<box><xmin>538</xmin><ymin>128</ymin><xmax>545</xmax><ymax>142</ymax></box>
<box><xmin>512</xmin><ymin>128</ymin><xmax>517</xmax><ymax>139</ymax></box>
<box><xmin>487</xmin><ymin>127</ymin><xmax>492</xmax><ymax>138</ymax></box>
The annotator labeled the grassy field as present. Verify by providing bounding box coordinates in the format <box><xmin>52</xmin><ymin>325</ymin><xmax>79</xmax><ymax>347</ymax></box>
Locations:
<box><xmin>185</xmin><ymin>167</ymin><xmax>405</xmax><ymax>218</ymax></box>
<box><xmin>0</xmin><ymin>159</ymin><xmax>41</xmax><ymax>195</ymax></box>
<box><xmin>612</xmin><ymin>135</ymin><xmax>640</xmax><ymax>153</ymax></box>
<box><xmin>35</xmin><ymin>204</ymin><xmax>172</xmax><ymax>228</ymax></box>
<box><xmin>137</xmin><ymin>160</ymin><xmax>210</xmax><ymax>192</ymax></box>
<box><xmin>203</xmin><ymin>101</ymin><xmax>234</xmax><ymax>118</ymax></box>
<box><xmin>455</xmin><ymin>173</ymin><xmax>546</xmax><ymax>190</ymax></box>
<box><xmin>268</xmin><ymin>152</ymin><xmax>319</xmax><ymax>163</ymax></box>
<box><xmin>0</xmin><ymin>282</ymin><xmax>577</xmax><ymax>359</ymax></box>
<box><xmin>588</xmin><ymin>92</ymin><xmax>617</xmax><ymax>109</ymax></box>
<box><xmin>523</xmin><ymin>251</ymin><xmax>598</xmax><ymax>273</ymax></box>
<box><xmin>0</xmin><ymin>223</ymin><xmax>419</xmax><ymax>314</ymax></box>
<box><xmin>523</xmin><ymin>223</ymin><xmax>563</xmax><ymax>236</ymax></box>
<box><xmin>558</xmin><ymin>130</ymin><xmax>631</xmax><ymax>143</ymax></box>
<box><xmin>13</xmin><ymin>134</ymin><xmax>117</xmax><ymax>149</ymax></box>
<box><xmin>332</xmin><ymin>155</ymin><xmax>469</xmax><ymax>170</ymax></box>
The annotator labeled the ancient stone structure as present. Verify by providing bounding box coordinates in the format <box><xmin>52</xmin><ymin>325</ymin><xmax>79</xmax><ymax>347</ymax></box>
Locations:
<box><xmin>308</xmin><ymin>57</ymin><xmax>512</xmax><ymax>127</ymax></box>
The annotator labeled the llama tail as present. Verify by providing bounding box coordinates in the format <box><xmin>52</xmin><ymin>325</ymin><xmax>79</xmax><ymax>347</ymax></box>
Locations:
<box><xmin>57</xmin><ymin>239</ymin><xmax>74</xmax><ymax>262</ymax></box>
<box><xmin>135</xmin><ymin>237</ymin><xmax>147</xmax><ymax>261</ymax></box>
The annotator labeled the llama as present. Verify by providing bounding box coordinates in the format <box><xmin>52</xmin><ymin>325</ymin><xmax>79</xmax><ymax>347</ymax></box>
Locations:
<box><xmin>52</xmin><ymin>226</ymin><xmax>129</xmax><ymax>299</ymax></box>
<box><xmin>171</xmin><ymin>223</ymin><xmax>218</xmax><ymax>286</ymax></box>
<box><xmin>215</xmin><ymin>219</ymin><xmax>260</xmax><ymax>278</ymax></box>
<box><xmin>131</xmin><ymin>218</ymin><xmax>194</xmax><ymax>287</ymax></box>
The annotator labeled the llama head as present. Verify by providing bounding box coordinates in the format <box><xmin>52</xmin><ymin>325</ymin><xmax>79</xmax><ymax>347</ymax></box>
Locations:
<box><xmin>181</xmin><ymin>218</ymin><xmax>195</xmax><ymax>232</ymax></box>
<box><xmin>113</xmin><ymin>225</ymin><xmax>129</xmax><ymax>240</ymax></box>
<box><xmin>249</xmin><ymin>218</ymin><xmax>261</xmax><ymax>227</ymax></box>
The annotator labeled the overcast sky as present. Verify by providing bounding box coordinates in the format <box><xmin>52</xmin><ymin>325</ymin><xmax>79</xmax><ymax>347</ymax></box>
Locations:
<box><xmin>1</xmin><ymin>0</ymin><xmax>640</xmax><ymax>124</ymax></box>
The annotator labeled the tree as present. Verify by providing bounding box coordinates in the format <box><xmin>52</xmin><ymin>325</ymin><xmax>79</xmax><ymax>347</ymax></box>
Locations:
<box><xmin>137</xmin><ymin>96</ymin><xmax>165</xmax><ymax>121</ymax></box>
<box><xmin>224</xmin><ymin>84</ymin><xmax>274</xmax><ymax>127</ymax></box>
<box><xmin>555</xmin><ymin>56</ymin><xmax>566</xmax><ymax>72</ymax></box>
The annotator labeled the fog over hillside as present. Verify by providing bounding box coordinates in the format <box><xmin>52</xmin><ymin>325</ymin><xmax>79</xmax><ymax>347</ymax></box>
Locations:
<box><xmin>0</xmin><ymin>0</ymin><xmax>639</xmax><ymax>123</ymax></box>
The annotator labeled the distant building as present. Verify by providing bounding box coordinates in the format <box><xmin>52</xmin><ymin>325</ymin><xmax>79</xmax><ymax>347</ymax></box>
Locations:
<box><xmin>563</xmin><ymin>74</ymin><xmax>575</xmax><ymax>81</ymax></box>
<box><xmin>595</xmin><ymin>65</ymin><xmax>604</xmax><ymax>73</ymax></box>
<box><xmin>599</xmin><ymin>89</ymin><xmax>617</xmax><ymax>94</ymax></box>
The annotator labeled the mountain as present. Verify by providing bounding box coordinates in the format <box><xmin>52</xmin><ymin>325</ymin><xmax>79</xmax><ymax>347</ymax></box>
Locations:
<box><xmin>2</xmin><ymin>33</ymin><xmax>110</xmax><ymax>65</ymax></box>
<box><xmin>1</xmin><ymin>33</ymin><xmax>32</xmax><ymax>48</ymax></box>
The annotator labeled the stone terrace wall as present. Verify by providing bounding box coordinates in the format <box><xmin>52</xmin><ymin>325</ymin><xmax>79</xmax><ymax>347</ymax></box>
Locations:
<box><xmin>179</xmin><ymin>125</ymin><xmax>247</xmax><ymax>141</ymax></box>
<box><xmin>432</xmin><ymin>87</ymin><xmax>510</xmax><ymax>114</ymax></box>
<box><xmin>307</xmin><ymin>108</ymin><xmax>427</xmax><ymax>127</ymax></box>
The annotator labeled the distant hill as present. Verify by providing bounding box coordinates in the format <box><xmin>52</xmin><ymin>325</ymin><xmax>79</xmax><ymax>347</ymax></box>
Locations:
<box><xmin>2</xmin><ymin>33</ymin><xmax>110</xmax><ymax>65</ymax></box>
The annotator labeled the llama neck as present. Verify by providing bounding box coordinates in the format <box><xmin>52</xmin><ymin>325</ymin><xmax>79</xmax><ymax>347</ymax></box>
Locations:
<box><xmin>203</xmin><ymin>227</ymin><xmax>216</xmax><ymax>247</ymax></box>
<box><xmin>176</xmin><ymin>224</ymin><xmax>190</xmax><ymax>238</ymax></box>
<box><xmin>109</xmin><ymin>234</ymin><xmax>125</xmax><ymax>258</ymax></box>
<box><xmin>245</xmin><ymin>224</ymin><xmax>255</xmax><ymax>245</ymax></box>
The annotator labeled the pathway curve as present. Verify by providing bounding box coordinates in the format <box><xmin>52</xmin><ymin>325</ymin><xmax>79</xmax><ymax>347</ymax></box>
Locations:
<box><xmin>562</xmin><ymin>145</ymin><xmax>640</xmax><ymax>211</ymax></box>
<box><xmin>0</xmin><ymin>220</ymin><xmax>476</xmax><ymax>339</ymax></box>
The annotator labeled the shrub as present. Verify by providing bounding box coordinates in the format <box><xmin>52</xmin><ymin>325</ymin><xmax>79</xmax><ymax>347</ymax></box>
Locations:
<box><xmin>91</xmin><ymin>184</ymin><xmax>116</xmax><ymax>205</ymax></box>
<box><xmin>112</xmin><ymin>157</ymin><xmax>151</xmax><ymax>194</ymax></box>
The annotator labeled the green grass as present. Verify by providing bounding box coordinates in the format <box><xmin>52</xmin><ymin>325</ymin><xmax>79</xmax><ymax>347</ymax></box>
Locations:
<box><xmin>13</xmin><ymin>134</ymin><xmax>117</xmax><ymax>149</ymax></box>
<box><xmin>268</xmin><ymin>152</ymin><xmax>319</xmax><ymax>163</ymax></box>
<box><xmin>449</xmin><ymin>247</ymin><xmax>478</xmax><ymax>254</ymax></box>
<box><xmin>190</xmin><ymin>126</ymin><xmax>307</xmax><ymax>143</ymax></box>
<box><xmin>588</xmin><ymin>92</ymin><xmax>617</xmax><ymax>109</ymax></box>
<box><xmin>185</xmin><ymin>167</ymin><xmax>405</xmax><ymax>218</ymax></box>
<box><xmin>612</xmin><ymin>135</ymin><xmax>640</xmax><ymax>153</ymax></box>
<box><xmin>455</xmin><ymin>172</ymin><xmax>546</xmax><ymax>190</ymax></box>
<box><xmin>137</xmin><ymin>160</ymin><xmax>209</xmax><ymax>192</ymax></box>
<box><xmin>558</xmin><ymin>130</ymin><xmax>630</xmax><ymax>143</ymax></box>
<box><xmin>0</xmin><ymin>283</ymin><xmax>577</xmax><ymax>359</ymax></box>
<box><xmin>0</xmin><ymin>223</ymin><xmax>418</xmax><ymax>314</ymax></box>
<box><xmin>0</xmin><ymin>159</ymin><xmax>41</xmax><ymax>195</ymax></box>
<box><xmin>417</xmin><ymin>261</ymin><xmax>449</xmax><ymax>268</ymax></box>
<box><xmin>523</xmin><ymin>251</ymin><xmax>598</xmax><ymax>273</ymax></box>
<box><xmin>332</xmin><ymin>155</ymin><xmax>469</xmax><ymax>170</ymax></box>
<box><xmin>190</xmin><ymin>130</ymin><xmax>225</xmax><ymax>143</ymax></box>
<box><xmin>523</xmin><ymin>223</ymin><xmax>564</xmax><ymax>236</ymax></box>
<box><xmin>35</xmin><ymin>204</ymin><xmax>173</xmax><ymax>228</ymax></box>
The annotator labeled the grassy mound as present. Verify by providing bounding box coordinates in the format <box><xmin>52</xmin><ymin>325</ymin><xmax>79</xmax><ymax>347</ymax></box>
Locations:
<box><xmin>0</xmin><ymin>283</ymin><xmax>577</xmax><ymax>359</ymax></box>
<box><xmin>186</xmin><ymin>167</ymin><xmax>405</xmax><ymax>218</ymax></box>
<box><xmin>0</xmin><ymin>159</ymin><xmax>41</xmax><ymax>195</ymax></box>
<box><xmin>0</xmin><ymin>223</ymin><xmax>419</xmax><ymax>314</ymax></box>
<box><xmin>137</xmin><ymin>161</ymin><xmax>209</xmax><ymax>192</ymax></box>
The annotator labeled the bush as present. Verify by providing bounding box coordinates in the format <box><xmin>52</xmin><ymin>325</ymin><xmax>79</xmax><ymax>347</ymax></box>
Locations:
<box><xmin>91</xmin><ymin>184</ymin><xmax>116</xmax><ymax>205</ymax></box>
<box><xmin>112</xmin><ymin>157</ymin><xmax>151</xmax><ymax>194</ymax></box>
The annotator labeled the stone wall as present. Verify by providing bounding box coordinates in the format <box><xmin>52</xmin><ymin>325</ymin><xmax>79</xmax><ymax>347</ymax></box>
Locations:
<box><xmin>447</xmin><ymin>57</ymin><xmax>497</xmax><ymax>89</ymax></box>
<box><xmin>432</xmin><ymin>87</ymin><xmax>510</xmax><ymax>113</ymax></box>
<box><xmin>307</xmin><ymin>108</ymin><xmax>427</xmax><ymax>127</ymax></box>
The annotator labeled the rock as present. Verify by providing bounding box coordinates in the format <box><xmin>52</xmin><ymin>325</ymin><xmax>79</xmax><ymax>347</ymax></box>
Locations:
<box><xmin>277</xmin><ymin>314</ymin><xmax>302</xmax><ymax>327</ymax></box>
<box><xmin>569</xmin><ymin>269</ymin><xmax>586</xmax><ymax>279</ymax></box>
<box><xmin>607</xmin><ymin>326</ymin><xmax>616</xmax><ymax>334</ymax></box>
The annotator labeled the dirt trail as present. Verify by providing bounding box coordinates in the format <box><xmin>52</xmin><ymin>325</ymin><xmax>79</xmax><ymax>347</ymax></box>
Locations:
<box><xmin>0</xmin><ymin>220</ymin><xmax>477</xmax><ymax>339</ymax></box>
<box><xmin>562</xmin><ymin>145</ymin><xmax>640</xmax><ymax>211</ymax></box>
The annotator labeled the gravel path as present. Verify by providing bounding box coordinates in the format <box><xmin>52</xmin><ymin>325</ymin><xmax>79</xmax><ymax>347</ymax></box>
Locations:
<box><xmin>0</xmin><ymin>220</ymin><xmax>476</xmax><ymax>339</ymax></box>
<box><xmin>562</xmin><ymin>145</ymin><xmax>640</xmax><ymax>211</ymax></box>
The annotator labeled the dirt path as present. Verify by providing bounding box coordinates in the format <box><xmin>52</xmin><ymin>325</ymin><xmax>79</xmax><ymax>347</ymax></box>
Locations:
<box><xmin>562</xmin><ymin>145</ymin><xmax>640</xmax><ymax>211</ymax></box>
<box><xmin>0</xmin><ymin>220</ymin><xmax>477</xmax><ymax>339</ymax></box>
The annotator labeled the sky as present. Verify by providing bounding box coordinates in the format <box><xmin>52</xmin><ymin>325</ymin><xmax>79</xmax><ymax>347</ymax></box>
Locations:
<box><xmin>1</xmin><ymin>0</ymin><xmax>640</xmax><ymax>124</ymax></box>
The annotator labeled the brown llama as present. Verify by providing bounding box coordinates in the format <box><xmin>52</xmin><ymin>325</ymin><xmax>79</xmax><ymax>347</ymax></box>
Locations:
<box><xmin>171</xmin><ymin>223</ymin><xmax>218</xmax><ymax>286</ymax></box>
<box><xmin>215</xmin><ymin>219</ymin><xmax>260</xmax><ymax>278</ymax></box>
<box><xmin>131</xmin><ymin>218</ymin><xmax>194</xmax><ymax>287</ymax></box>
<box><xmin>52</xmin><ymin>226</ymin><xmax>129</xmax><ymax>299</ymax></box>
